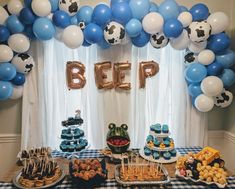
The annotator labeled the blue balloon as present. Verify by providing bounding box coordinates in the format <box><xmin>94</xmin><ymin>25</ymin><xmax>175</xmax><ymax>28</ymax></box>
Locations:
<box><xmin>190</xmin><ymin>3</ymin><xmax>209</xmax><ymax>21</ymax></box>
<box><xmin>111</xmin><ymin>2</ymin><xmax>132</xmax><ymax>25</ymax></box>
<box><xmin>220</xmin><ymin>69</ymin><xmax>235</xmax><ymax>87</ymax></box>
<box><xmin>207</xmin><ymin>33</ymin><xmax>231</xmax><ymax>54</ymax></box>
<box><xmin>52</xmin><ymin>10</ymin><xmax>71</xmax><ymax>28</ymax></box>
<box><xmin>129</xmin><ymin>0</ymin><xmax>150</xmax><ymax>20</ymax></box>
<box><xmin>131</xmin><ymin>30</ymin><xmax>150</xmax><ymax>47</ymax></box>
<box><xmin>185</xmin><ymin>63</ymin><xmax>207</xmax><ymax>83</ymax></box>
<box><xmin>98</xmin><ymin>37</ymin><xmax>111</xmax><ymax>49</ymax></box>
<box><xmin>207</xmin><ymin>61</ymin><xmax>224</xmax><ymax>76</ymax></box>
<box><xmin>19</xmin><ymin>8</ymin><xmax>36</xmax><ymax>25</ymax></box>
<box><xmin>0</xmin><ymin>81</ymin><xmax>13</xmax><ymax>100</ymax></box>
<box><xmin>179</xmin><ymin>6</ymin><xmax>188</xmax><ymax>13</ymax></box>
<box><xmin>33</xmin><ymin>18</ymin><xmax>55</xmax><ymax>40</ymax></box>
<box><xmin>11</xmin><ymin>72</ymin><xmax>25</xmax><ymax>86</ymax></box>
<box><xmin>92</xmin><ymin>4</ymin><xmax>112</xmax><ymax>28</ymax></box>
<box><xmin>84</xmin><ymin>23</ymin><xmax>103</xmax><ymax>44</ymax></box>
<box><xmin>82</xmin><ymin>39</ymin><xmax>92</xmax><ymax>47</ymax></box>
<box><xmin>111</xmin><ymin>0</ymin><xmax>130</xmax><ymax>6</ymax></box>
<box><xmin>163</xmin><ymin>18</ymin><xmax>183</xmax><ymax>38</ymax></box>
<box><xmin>149</xmin><ymin>2</ymin><xmax>159</xmax><ymax>12</ymax></box>
<box><xmin>188</xmin><ymin>83</ymin><xmax>202</xmax><ymax>97</ymax></box>
<box><xmin>0</xmin><ymin>25</ymin><xmax>10</xmax><ymax>42</ymax></box>
<box><xmin>6</xmin><ymin>15</ymin><xmax>25</xmax><ymax>34</ymax></box>
<box><xmin>77</xmin><ymin>6</ymin><xmax>93</xmax><ymax>25</ymax></box>
<box><xmin>71</xmin><ymin>15</ymin><xmax>78</xmax><ymax>25</ymax></box>
<box><xmin>216</xmin><ymin>50</ymin><xmax>235</xmax><ymax>69</ymax></box>
<box><xmin>125</xmin><ymin>18</ymin><xmax>142</xmax><ymax>37</ymax></box>
<box><xmin>24</xmin><ymin>0</ymin><xmax>32</xmax><ymax>8</ymax></box>
<box><xmin>49</xmin><ymin>0</ymin><xmax>59</xmax><ymax>12</ymax></box>
<box><xmin>24</xmin><ymin>26</ymin><xmax>36</xmax><ymax>40</ymax></box>
<box><xmin>0</xmin><ymin>63</ymin><xmax>16</xmax><ymax>81</ymax></box>
<box><xmin>159</xmin><ymin>0</ymin><xmax>180</xmax><ymax>21</ymax></box>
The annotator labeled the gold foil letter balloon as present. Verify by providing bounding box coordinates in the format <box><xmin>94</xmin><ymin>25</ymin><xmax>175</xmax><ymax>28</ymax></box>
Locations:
<box><xmin>113</xmin><ymin>62</ymin><xmax>131</xmax><ymax>90</ymax></box>
<box><xmin>139</xmin><ymin>61</ymin><xmax>159</xmax><ymax>88</ymax></box>
<box><xmin>94</xmin><ymin>62</ymin><xmax>114</xmax><ymax>89</ymax></box>
<box><xmin>66</xmin><ymin>61</ymin><xmax>86</xmax><ymax>89</ymax></box>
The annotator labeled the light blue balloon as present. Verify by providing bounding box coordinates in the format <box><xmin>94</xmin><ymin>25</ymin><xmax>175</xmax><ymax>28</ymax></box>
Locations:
<box><xmin>125</xmin><ymin>18</ymin><xmax>142</xmax><ymax>37</ymax></box>
<box><xmin>219</xmin><ymin>69</ymin><xmax>235</xmax><ymax>87</ymax></box>
<box><xmin>179</xmin><ymin>6</ymin><xmax>188</xmax><ymax>13</ymax></box>
<box><xmin>0</xmin><ymin>81</ymin><xmax>13</xmax><ymax>100</ymax></box>
<box><xmin>129</xmin><ymin>0</ymin><xmax>151</xmax><ymax>20</ymax></box>
<box><xmin>149</xmin><ymin>2</ymin><xmax>159</xmax><ymax>12</ymax></box>
<box><xmin>216</xmin><ymin>50</ymin><xmax>235</xmax><ymax>69</ymax></box>
<box><xmin>159</xmin><ymin>0</ymin><xmax>180</xmax><ymax>21</ymax></box>
<box><xmin>33</xmin><ymin>18</ymin><xmax>55</xmax><ymax>40</ymax></box>
<box><xmin>185</xmin><ymin>63</ymin><xmax>207</xmax><ymax>83</ymax></box>
<box><xmin>0</xmin><ymin>63</ymin><xmax>16</xmax><ymax>81</ymax></box>
<box><xmin>188</xmin><ymin>83</ymin><xmax>202</xmax><ymax>97</ymax></box>
<box><xmin>71</xmin><ymin>15</ymin><xmax>78</xmax><ymax>25</ymax></box>
<box><xmin>111</xmin><ymin>0</ymin><xmax>130</xmax><ymax>6</ymax></box>
<box><xmin>6</xmin><ymin>15</ymin><xmax>25</xmax><ymax>34</ymax></box>
<box><xmin>49</xmin><ymin>0</ymin><xmax>59</xmax><ymax>12</ymax></box>
<box><xmin>77</xmin><ymin>6</ymin><xmax>93</xmax><ymax>25</ymax></box>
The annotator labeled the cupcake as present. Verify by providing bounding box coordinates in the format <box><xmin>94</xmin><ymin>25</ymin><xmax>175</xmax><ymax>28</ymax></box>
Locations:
<box><xmin>61</xmin><ymin>129</ymin><xmax>67</xmax><ymax>139</ymax></box>
<box><xmin>163</xmin><ymin>140</ymin><xmax>170</xmax><ymax>147</ymax></box>
<box><xmin>150</xmin><ymin>125</ymin><xmax>155</xmax><ymax>132</ymax></box>
<box><xmin>170</xmin><ymin>149</ymin><xmax>177</xmax><ymax>157</ymax></box>
<box><xmin>144</xmin><ymin>147</ymin><xmax>152</xmax><ymax>156</ymax></box>
<box><xmin>155</xmin><ymin>124</ymin><xmax>161</xmax><ymax>134</ymax></box>
<box><xmin>163</xmin><ymin>152</ymin><xmax>171</xmax><ymax>160</ymax></box>
<box><xmin>68</xmin><ymin>144</ymin><xmax>76</xmax><ymax>152</ymax></box>
<box><xmin>60</xmin><ymin>143</ymin><xmax>68</xmax><ymax>152</ymax></box>
<box><xmin>75</xmin><ymin>144</ymin><xmax>83</xmax><ymax>151</ymax></box>
<box><xmin>152</xmin><ymin>151</ymin><xmax>160</xmax><ymax>160</ymax></box>
<box><xmin>153</xmin><ymin>138</ymin><xmax>160</xmax><ymax>147</ymax></box>
<box><xmin>146</xmin><ymin>135</ymin><xmax>154</xmax><ymax>143</ymax></box>
<box><xmin>162</xmin><ymin>124</ymin><xmax>169</xmax><ymax>133</ymax></box>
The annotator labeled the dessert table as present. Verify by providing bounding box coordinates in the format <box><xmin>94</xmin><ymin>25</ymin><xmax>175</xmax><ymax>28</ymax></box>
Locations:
<box><xmin>0</xmin><ymin>147</ymin><xmax>235</xmax><ymax>189</ymax></box>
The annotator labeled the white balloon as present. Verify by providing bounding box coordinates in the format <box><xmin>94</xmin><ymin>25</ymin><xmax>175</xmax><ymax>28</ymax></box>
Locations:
<box><xmin>195</xmin><ymin>94</ymin><xmax>214</xmax><ymax>112</ymax></box>
<box><xmin>198</xmin><ymin>50</ymin><xmax>215</xmax><ymax>66</ymax></box>
<box><xmin>10</xmin><ymin>85</ymin><xmax>23</xmax><ymax>100</ymax></box>
<box><xmin>207</xmin><ymin>12</ymin><xmax>229</xmax><ymax>35</ymax></box>
<box><xmin>62</xmin><ymin>25</ymin><xmax>84</xmax><ymax>49</ymax></box>
<box><xmin>8</xmin><ymin>34</ymin><xmax>30</xmax><ymax>53</ymax></box>
<box><xmin>0</xmin><ymin>45</ymin><xmax>13</xmax><ymax>62</ymax></box>
<box><xmin>0</xmin><ymin>6</ymin><xmax>9</xmax><ymax>25</ymax></box>
<box><xmin>214</xmin><ymin>90</ymin><xmax>233</xmax><ymax>108</ymax></box>
<box><xmin>201</xmin><ymin>76</ymin><xmax>224</xmax><ymax>97</ymax></box>
<box><xmin>170</xmin><ymin>29</ymin><xmax>190</xmax><ymax>50</ymax></box>
<box><xmin>12</xmin><ymin>53</ymin><xmax>34</xmax><ymax>74</ymax></box>
<box><xmin>31</xmin><ymin>0</ymin><xmax>51</xmax><ymax>17</ymax></box>
<box><xmin>142</xmin><ymin>12</ymin><xmax>164</xmax><ymax>34</ymax></box>
<box><xmin>7</xmin><ymin>0</ymin><xmax>23</xmax><ymax>16</ymax></box>
<box><xmin>188</xmin><ymin>41</ymin><xmax>207</xmax><ymax>54</ymax></box>
<box><xmin>178</xmin><ymin>12</ymin><xmax>193</xmax><ymax>28</ymax></box>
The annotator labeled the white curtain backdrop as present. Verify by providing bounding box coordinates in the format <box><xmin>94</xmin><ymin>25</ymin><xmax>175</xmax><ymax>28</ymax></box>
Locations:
<box><xmin>21</xmin><ymin>39</ymin><xmax>208</xmax><ymax>150</ymax></box>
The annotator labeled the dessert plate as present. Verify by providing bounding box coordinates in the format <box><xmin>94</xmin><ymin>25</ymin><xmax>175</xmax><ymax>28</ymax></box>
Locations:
<box><xmin>139</xmin><ymin>149</ymin><xmax>180</xmax><ymax>164</ymax></box>
<box><xmin>12</xmin><ymin>168</ymin><xmax>65</xmax><ymax>189</ymax></box>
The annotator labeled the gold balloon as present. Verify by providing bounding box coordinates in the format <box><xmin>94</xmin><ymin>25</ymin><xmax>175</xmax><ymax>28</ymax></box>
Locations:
<box><xmin>113</xmin><ymin>62</ymin><xmax>131</xmax><ymax>90</ymax></box>
<box><xmin>66</xmin><ymin>61</ymin><xmax>86</xmax><ymax>89</ymax></box>
<box><xmin>139</xmin><ymin>61</ymin><xmax>159</xmax><ymax>88</ymax></box>
<box><xmin>94</xmin><ymin>62</ymin><xmax>114</xmax><ymax>89</ymax></box>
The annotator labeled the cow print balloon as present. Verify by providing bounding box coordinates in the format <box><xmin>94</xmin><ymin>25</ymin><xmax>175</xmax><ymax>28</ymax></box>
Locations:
<box><xmin>188</xmin><ymin>21</ymin><xmax>212</xmax><ymax>43</ymax></box>
<box><xmin>78</xmin><ymin>22</ymin><xmax>85</xmax><ymax>30</ymax></box>
<box><xmin>150</xmin><ymin>32</ymin><xmax>169</xmax><ymax>49</ymax></box>
<box><xmin>12</xmin><ymin>53</ymin><xmax>35</xmax><ymax>74</ymax></box>
<box><xmin>214</xmin><ymin>90</ymin><xmax>233</xmax><ymax>108</ymax></box>
<box><xmin>104</xmin><ymin>21</ymin><xmax>125</xmax><ymax>45</ymax></box>
<box><xmin>184</xmin><ymin>51</ymin><xmax>198</xmax><ymax>66</ymax></box>
<box><xmin>59</xmin><ymin>0</ymin><xmax>80</xmax><ymax>16</ymax></box>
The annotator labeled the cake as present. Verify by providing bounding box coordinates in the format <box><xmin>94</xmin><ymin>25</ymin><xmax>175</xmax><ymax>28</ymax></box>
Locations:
<box><xmin>142</xmin><ymin>123</ymin><xmax>177</xmax><ymax>162</ymax></box>
<box><xmin>59</xmin><ymin>109</ymin><xmax>88</xmax><ymax>152</ymax></box>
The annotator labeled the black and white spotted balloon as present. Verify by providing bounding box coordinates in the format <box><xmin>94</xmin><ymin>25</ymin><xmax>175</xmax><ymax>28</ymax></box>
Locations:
<box><xmin>59</xmin><ymin>0</ymin><xmax>80</xmax><ymax>16</ymax></box>
<box><xmin>12</xmin><ymin>53</ymin><xmax>34</xmax><ymax>74</ymax></box>
<box><xmin>78</xmin><ymin>21</ymin><xmax>86</xmax><ymax>30</ymax></box>
<box><xmin>150</xmin><ymin>32</ymin><xmax>169</xmax><ymax>49</ymax></box>
<box><xmin>104</xmin><ymin>21</ymin><xmax>125</xmax><ymax>45</ymax></box>
<box><xmin>188</xmin><ymin>21</ymin><xmax>212</xmax><ymax>43</ymax></box>
<box><xmin>184</xmin><ymin>51</ymin><xmax>198</xmax><ymax>66</ymax></box>
<box><xmin>214</xmin><ymin>90</ymin><xmax>233</xmax><ymax>108</ymax></box>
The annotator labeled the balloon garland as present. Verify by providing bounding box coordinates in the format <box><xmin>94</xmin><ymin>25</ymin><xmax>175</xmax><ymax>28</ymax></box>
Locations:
<box><xmin>0</xmin><ymin>0</ymin><xmax>234</xmax><ymax>113</ymax></box>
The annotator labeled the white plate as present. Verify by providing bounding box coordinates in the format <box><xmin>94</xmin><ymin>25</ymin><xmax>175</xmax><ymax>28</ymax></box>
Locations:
<box><xmin>175</xmin><ymin>169</ymin><xmax>227</xmax><ymax>188</ymax></box>
<box><xmin>139</xmin><ymin>149</ymin><xmax>180</xmax><ymax>164</ymax></box>
<box><xmin>150</xmin><ymin>131</ymin><xmax>171</xmax><ymax>138</ymax></box>
<box><xmin>13</xmin><ymin>168</ymin><xmax>65</xmax><ymax>189</ymax></box>
<box><xmin>145</xmin><ymin>144</ymin><xmax>174</xmax><ymax>152</ymax></box>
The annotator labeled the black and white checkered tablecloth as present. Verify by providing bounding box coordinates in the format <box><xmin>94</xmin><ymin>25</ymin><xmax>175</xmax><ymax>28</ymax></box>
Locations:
<box><xmin>1</xmin><ymin>147</ymin><xmax>235</xmax><ymax>189</ymax></box>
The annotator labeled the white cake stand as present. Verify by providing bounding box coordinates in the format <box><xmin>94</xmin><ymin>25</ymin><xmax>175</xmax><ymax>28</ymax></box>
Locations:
<box><xmin>139</xmin><ymin>148</ymin><xmax>181</xmax><ymax>164</ymax></box>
